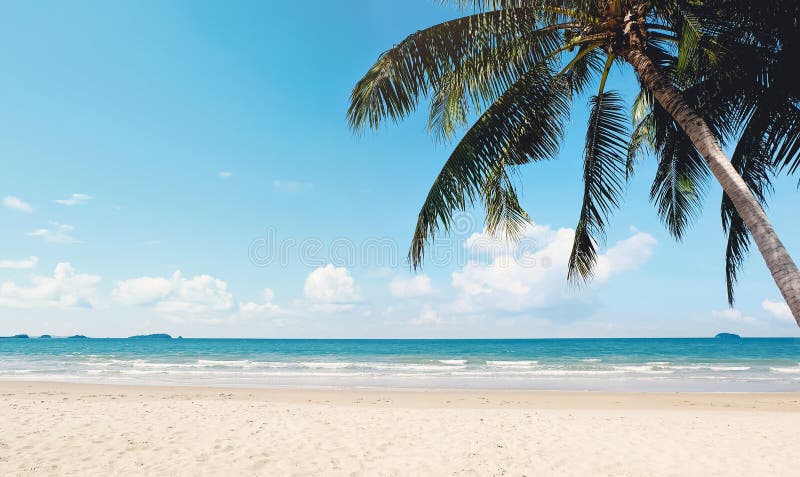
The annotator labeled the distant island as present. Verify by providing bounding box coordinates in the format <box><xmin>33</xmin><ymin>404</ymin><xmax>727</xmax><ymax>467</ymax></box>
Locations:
<box><xmin>0</xmin><ymin>334</ymin><xmax>29</xmax><ymax>339</ymax></box>
<box><xmin>39</xmin><ymin>335</ymin><xmax>52</xmax><ymax>339</ymax></box>
<box><xmin>715</xmin><ymin>333</ymin><xmax>742</xmax><ymax>340</ymax></box>
<box><xmin>67</xmin><ymin>335</ymin><xmax>89</xmax><ymax>339</ymax></box>
<box><xmin>128</xmin><ymin>333</ymin><xmax>172</xmax><ymax>339</ymax></box>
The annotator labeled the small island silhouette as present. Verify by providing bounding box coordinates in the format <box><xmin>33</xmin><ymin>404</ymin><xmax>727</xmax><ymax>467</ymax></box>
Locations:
<box><xmin>715</xmin><ymin>333</ymin><xmax>742</xmax><ymax>340</ymax></box>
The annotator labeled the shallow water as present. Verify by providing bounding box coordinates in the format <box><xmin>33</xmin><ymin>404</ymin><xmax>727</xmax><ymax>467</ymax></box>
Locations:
<box><xmin>1</xmin><ymin>338</ymin><xmax>798</xmax><ymax>391</ymax></box>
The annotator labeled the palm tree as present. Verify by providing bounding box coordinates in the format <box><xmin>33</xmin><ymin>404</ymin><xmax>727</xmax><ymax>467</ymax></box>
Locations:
<box><xmin>347</xmin><ymin>0</ymin><xmax>800</xmax><ymax>326</ymax></box>
<box><xmin>671</xmin><ymin>0</ymin><xmax>800</xmax><ymax>306</ymax></box>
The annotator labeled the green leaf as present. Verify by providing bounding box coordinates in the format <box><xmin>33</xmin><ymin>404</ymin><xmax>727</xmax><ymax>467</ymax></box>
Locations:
<box><xmin>647</xmin><ymin>100</ymin><xmax>710</xmax><ymax>240</ymax></box>
<box><xmin>410</xmin><ymin>65</ymin><xmax>571</xmax><ymax>269</ymax></box>
<box><xmin>426</xmin><ymin>26</ymin><xmax>565</xmax><ymax>142</ymax></box>
<box><xmin>568</xmin><ymin>91</ymin><xmax>629</xmax><ymax>283</ymax></box>
<box><xmin>347</xmin><ymin>8</ymin><xmax>550</xmax><ymax>132</ymax></box>
<box><xmin>483</xmin><ymin>164</ymin><xmax>530</xmax><ymax>240</ymax></box>
<box><xmin>722</xmin><ymin>100</ymin><xmax>776</xmax><ymax>304</ymax></box>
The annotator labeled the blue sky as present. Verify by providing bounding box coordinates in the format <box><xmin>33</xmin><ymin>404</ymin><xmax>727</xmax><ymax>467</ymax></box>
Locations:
<box><xmin>0</xmin><ymin>0</ymin><xmax>797</xmax><ymax>338</ymax></box>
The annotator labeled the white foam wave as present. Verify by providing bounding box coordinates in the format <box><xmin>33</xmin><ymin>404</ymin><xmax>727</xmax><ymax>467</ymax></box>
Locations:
<box><xmin>438</xmin><ymin>359</ymin><xmax>467</xmax><ymax>365</ymax></box>
<box><xmin>485</xmin><ymin>360</ymin><xmax>538</xmax><ymax>368</ymax></box>
<box><xmin>133</xmin><ymin>361</ymin><xmax>188</xmax><ymax>369</ymax></box>
<box><xmin>354</xmin><ymin>363</ymin><xmax>463</xmax><ymax>372</ymax></box>
<box><xmin>613</xmin><ymin>366</ymin><xmax>674</xmax><ymax>374</ymax></box>
<box><xmin>661</xmin><ymin>365</ymin><xmax>751</xmax><ymax>372</ymax></box>
<box><xmin>455</xmin><ymin>369</ymin><xmax>623</xmax><ymax>377</ymax></box>
<box><xmin>77</xmin><ymin>361</ymin><xmax>116</xmax><ymax>367</ymax></box>
<box><xmin>298</xmin><ymin>362</ymin><xmax>352</xmax><ymax>369</ymax></box>
<box><xmin>520</xmin><ymin>369</ymin><xmax>622</xmax><ymax>376</ymax></box>
<box><xmin>196</xmin><ymin>359</ymin><xmax>251</xmax><ymax>367</ymax></box>
<box><xmin>120</xmin><ymin>369</ymin><xmax>169</xmax><ymax>375</ymax></box>
<box><xmin>770</xmin><ymin>366</ymin><xmax>800</xmax><ymax>374</ymax></box>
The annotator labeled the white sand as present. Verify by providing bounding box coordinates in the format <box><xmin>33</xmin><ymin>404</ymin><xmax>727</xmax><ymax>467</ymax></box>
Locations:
<box><xmin>1</xmin><ymin>382</ymin><xmax>799</xmax><ymax>476</ymax></box>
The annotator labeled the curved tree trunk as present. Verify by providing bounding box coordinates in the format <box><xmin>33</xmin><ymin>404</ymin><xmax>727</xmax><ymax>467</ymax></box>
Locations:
<box><xmin>623</xmin><ymin>48</ymin><xmax>800</xmax><ymax>327</ymax></box>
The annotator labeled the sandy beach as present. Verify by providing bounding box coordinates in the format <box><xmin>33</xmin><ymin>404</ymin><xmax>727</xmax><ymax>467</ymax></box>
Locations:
<box><xmin>0</xmin><ymin>382</ymin><xmax>798</xmax><ymax>476</ymax></box>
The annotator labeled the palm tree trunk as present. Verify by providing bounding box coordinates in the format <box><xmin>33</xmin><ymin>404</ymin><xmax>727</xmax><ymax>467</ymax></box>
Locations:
<box><xmin>623</xmin><ymin>48</ymin><xmax>800</xmax><ymax>327</ymax></box>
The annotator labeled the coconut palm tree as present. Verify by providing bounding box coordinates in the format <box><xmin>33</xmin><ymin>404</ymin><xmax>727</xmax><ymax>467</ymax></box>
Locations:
<box><xmin>674</xmin><ymin>0</ymin><xmax>800</xmax><ymax>306</ymax></box>
<box><xmin>347</xmin><ymin>0</ymin><xmax>800</xmax><ymax>326</ymax></box>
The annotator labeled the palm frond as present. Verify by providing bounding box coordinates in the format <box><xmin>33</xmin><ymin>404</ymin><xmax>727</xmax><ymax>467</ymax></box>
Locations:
<box><xmin>596</xmin><ymin>53</ymin><xmax>615</xmax><ymax>95</ymax></box>
<box><xmin>722</xmin><ymin>101</ymin><xmax>776</xmax><ymax>304</ymax></box>
<box><xmin>560</xmin><ymin>44</ymin><xmax>605</xmax><ymax>97</ymax></box>
<box><xmin>483</xmin><ymin>163</ymin><xmax>530</xmax><ymax>239</ymax></box>
<box><xmin>425</xmin><ymin>25</ymin><xmax>566</xmax><ymax>142</ymax></box>
<box><xmin>627</xmin><ymin>113</ymin><xmax>655</xmax><ymax>180</ymax></box>
<box><xmin>409</xmin><ymin>65</ymin><xmax>571</xmax><ymax>269</ymax></box>
<box><xmin>568</xmin><ymin>91</ymin><xmax>629</xmax><ymax>282</ymax></box>
<box><xmin>647</xmin><ymin>99</ymin><xmax>710</xmax><ymax>239</ymax></box>
<box><xmin>427</xmin><ymin>75</ymin><xmax>470</xmax><ymax>143</ymax></box>
<box><xmin>768</xmin><ymin>102</ymin><xmax>800</xmax><ymax>176</ymax></box>
<box><xmin>348</xmin><ymin>9</ymin><xmax>557</xmax><ymax>132</ymax></box>
<box><xmin>440</xmin><ymin>0</ymin><xmax>598</xmax><ymax>22</ymax></box>
<box><xmin>674</xmin><ymin>10</ymin><xmax>702</xmax><ymax>83</ymax></box>
<box><xmin>721</xmin><ymin>201</ymin><xmax>750</xmax><ymax>306</ymax></box>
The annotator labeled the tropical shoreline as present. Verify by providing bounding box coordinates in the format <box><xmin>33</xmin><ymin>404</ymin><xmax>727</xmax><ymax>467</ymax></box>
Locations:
<box><xmin>2</xmin><ymin>381</ymin><xmax>799</xmax><ymax>475</ymax></box>
<box><xmin>3</xmin><ymin>337</ymin><xmax>798</xmax><ymax>392</ymax></box>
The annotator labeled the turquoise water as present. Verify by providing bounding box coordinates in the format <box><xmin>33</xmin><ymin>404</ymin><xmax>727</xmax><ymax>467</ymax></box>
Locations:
<box><xmin>1</xmin><ymin>338</ymin><xmax>799</xmax><ymax>391</ymax></box>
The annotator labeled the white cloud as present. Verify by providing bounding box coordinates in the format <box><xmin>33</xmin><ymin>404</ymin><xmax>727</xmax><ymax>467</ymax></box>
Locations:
<box><xmin>466</xmin><ymin>224</ymin><xmax>557</xmax><ymax>259</ymax></box>
<box><xmin>595</xmin><ymin>227</ymin><xmax>658</xmax><ymax>280</ymax></box>
<box><xmin>389</xmin><ymin>275</ymin><xmax>435</xmax><ymax>298</ymax></box>
<box><xmin>449</xmin><ymin>223</ymin><xmax>657</xmax><ymax>317</ymax></box>
<box><xmin>272</xmin><ymin>180</ymin><xmax>313</xmax><ymax>193</ymax></box>
<box><xmin>762</xmin><ymin>299</ymin><xmax>794</xmax><ymax>323</ymax></box>
<box><xmin>0</xmin><ymin>263</ymin><xmax>100</xmax><ymax>309</ymax></box>
<box><xmin>0</xmin><ymin>256</ymin><xmax>38</xmax><ymax>270</ymax></box>
<box><xmin>239</xmin><ymin>289</ymin><xmax>282</xmax><ymax>318</ymax></box>
<box><xmin>113</xmin><ymin>271</ymin><xmax>233</xmax><ymax>315</ymax></box>
<box><xmin>219</xmin><ymin>171</ymin><xmax>233</xmax><ymax>178</ymax></box>
<box><xmin>55</xmin><ymin>193</ymin><xmax>92</xmax><ymax>206</ymax></box>
<box><xmin>112</xmin><ymin>276</ymin><xmax>172</xmax><ymax>305</ymax></box>
<box><xmin>27</xmin><ymin>223</ymin><xmax>80</xmax><ymax>243</ymax></box>
<box><xmin>2</xmin><ymin>196</ymin><xmax>34</xmax><ymax>213</ymax></box>
<box><xmin>304</xmin><ymin>264</ymin><xmax>360</xmax><ymax>304</ymax></box>
<box><xmin>411</xmin><ymin>306</ymin><xmax>443</xmax><ymax>326</ymax></box>
<box><xmin>711</xmin><ymin>308</ymin><xmax>757</xmax><ymax>324</ymax></box>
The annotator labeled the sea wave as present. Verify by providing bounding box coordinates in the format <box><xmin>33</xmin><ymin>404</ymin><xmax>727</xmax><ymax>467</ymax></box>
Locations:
<box><xmin>438</xmin><ymin>359</ymin><xmax>467</xmax><ymax>365</ymax></box>
<box><xmin>770</xmin><ymin>366</ymin><xmax>800</xmax><ymax>374</ymax></box>
<box><xmin>485</xmin><ymin>360</ymin><xmax>538</xmax><ymax>368</ymax></box>
<box><xmin>613</xmin><ymin>366</ymin><xmax>674</xmax><ymax>374</ymax></box>
<box><xmin>661</xmin><ymin>365</ymin><xmax>751</xmax><ymax>372</ymax></box>
<box><xmin>298</xmin><ymin>362</ymin><xmax>352</xmax><ymax>369</ymax></box>
<box><xmin>454</xmin><ymin>369</ymin><xmax>624</xmax><ymax>377</ymax></box>
<box><xmin>196</xmin><ymin>359</ymin><xmax>252</xmax><ymax>367</ymax></box>
<box><xmin>2</xmin><ymin>339</ymin><xmax>798</xmax><ymax>392</ymax></box>
<box><xmin>366</xmin><ymin>363</ymin><xmax>467</xmax><ymax>371</ymax></box>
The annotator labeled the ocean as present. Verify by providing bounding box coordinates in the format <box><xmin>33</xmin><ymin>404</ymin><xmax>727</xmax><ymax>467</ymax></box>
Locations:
<box><xmin>1</xmin><ymin>338</ymin><xmax>798</xmax><ymax>391</ymax></box>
